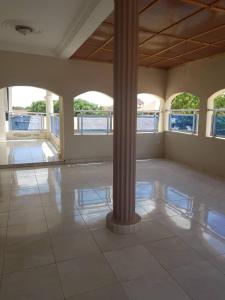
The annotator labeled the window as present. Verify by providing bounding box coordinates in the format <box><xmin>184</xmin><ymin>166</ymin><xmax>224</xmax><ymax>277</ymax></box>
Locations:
<box><xmin>168</xmin><ymin>93</ymin><xmax>200</xmax><ymax>134</ymax></box>
<box><xmin>74</xmin><ymin>92</ymin><xmax>163</xmax><ymax>135</ymax></box>
<box><xmin>137</xmin><ymin>93</ymin><xmax>162</xmax><ymax>133</ymax></box>
<box><xmin>210</xmin><ymin>93</ymin><xmax>225</xmax><ymax>138</ymax></box>
<box><xmin>74</xmin><ymin>91</ymin><xmax>113</xmax><ymax>135</ymax></box>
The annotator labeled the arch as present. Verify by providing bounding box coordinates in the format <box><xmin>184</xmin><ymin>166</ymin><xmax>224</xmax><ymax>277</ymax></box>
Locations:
<box><xmin>206</xmin><ymin>89</ymin><xmax>225</xmax><ymax>137</ymax></box>
<box><xmin>165</xmin><ymin>92</ymin><xmax>200</xmax><ymax>133</ymax></box>
<box><xmin>73</xmin><ymin>91</ymin><xmax>113</xmax><ymax>135</ymax></box>
<box><xmin>74</xmin><ymin>91</ymin><xmax>113</xmax><ymax>108</ymax></box>
<box><xmin>137</xmin><ymin>93</ymin><xmax>164</xmax><ymax>132</ymax></box>
<box><xmin>0</xmin><ymin>85</ymin><xmax>64</xmax><ymax>159</ymax></box>
<box><xmin>0</xmin><ymin>82</ymin><xmax>63</xmax><ymax>100</ymax></box>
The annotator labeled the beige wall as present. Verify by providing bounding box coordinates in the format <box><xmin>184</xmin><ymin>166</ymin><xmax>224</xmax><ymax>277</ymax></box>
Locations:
<box><xmin>165</xmin><ymin>52</ymin><xmax>225</xmax><ymax>177</ymax></box>
<box><xmin>0</xmin><ymin>50</ymin><xmax>166</xmax><ymax>161</ymax></box>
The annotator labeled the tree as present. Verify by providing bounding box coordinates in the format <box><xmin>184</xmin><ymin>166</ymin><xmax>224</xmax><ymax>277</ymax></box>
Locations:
<box><xmin>74</xmin><ymin>98</ymin><xmax>104</xmax><ymax>115</ymax></box>
<box><xmin>171</xmin><ymin>93</ymin><xmax>200</xmax><ymax>110</ymax></box>
<box><xmin>214</xmin><ymin>94</ymin><xmax>225</xmax><ymax>109</ymax></box>
<box><xmin>54</xmin><ymin>100</ymin><xmax>60</xmax><ymax>113</ymax></box>
<box><xmin>27</xmin><ymin>100</ymin><xmax>46</xmax><ymax>113</ymax></box>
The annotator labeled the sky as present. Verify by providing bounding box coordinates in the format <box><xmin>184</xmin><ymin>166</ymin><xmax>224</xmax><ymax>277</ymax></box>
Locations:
<box><xmin>11</xmin><ymin>87</ymin><xmax>161</xmax><ymax>109</ymax></box>
<box><xmin>12</xmin><ymin>86</ymin><xmax>59</xmax><ymax>107</ymax></box>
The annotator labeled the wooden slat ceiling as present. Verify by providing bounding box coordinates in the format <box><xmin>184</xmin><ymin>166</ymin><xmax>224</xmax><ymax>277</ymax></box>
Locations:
<box><xmin>71</xmin><ymin>0</ymin><xmax>225</xmax><ymax>69</ymax></box>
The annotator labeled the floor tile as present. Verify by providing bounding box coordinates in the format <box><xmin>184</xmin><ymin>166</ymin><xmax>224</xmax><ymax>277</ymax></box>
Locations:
<box><xmin>4</xmin><ymin>236</ymin><xmax>54</xmax><ymax>273</ymax></box>
<box><xmin>0</xmin><ymin>140</ymin><xmax>59</xmax><ymax>165</ymax></box>
<box><xmin>0</xmin><ymin>212</ymin><xmax>8</xmax><ymax>227</ymax></box>
<box><xmin>57</xmin><ymin>253</ymin><xmax>116</xmax><ymax>298</ymax></box>
<box><xmin>92</xmin><ymin>228</ymin><xmax>139</xmax><ymax>252</ymax></box>
<box><xmin>9</xmin><ymin>195</ymin><xmax>42</xmax><ymax>211</ymax></box>
<box><xmin>82</xmin><ymin>211</ymin><xmax>107</xmax><ymax>229</ymax></box>
<box><xmin>144</xmin><ymin>236</ymin><xmax>205</xmax><ymax>270</ymax></box>
<box><xmin>171</xmin><ymin>261</ymin><xmax>225</xmax><ymax>300</ymax></box>
<box><xmin>104</xmin><ymin>245</ymin><xmax>170</xmax><ymax>282</ymax></box>
<box><xmin>209</xmin><ymin>253</ymin><xmax>225</xmax><ymax>274</ymax></box>
<box><xmin>0</xmin><ymin>201</ymin><xmax>9</xmax><ymax>213</ymax></box>
<box><xmin>8</xmin><ymin>208</ymin><xmax>45</xmax><ymax>226</ymax></box>
<box><xmin>0</xmin><ymin>264</ymin><xmax>64</xmax><ymax>300</ymax></box>
<box><xmin>51</xmin><ymin>231</ymin><xmax>100</xmax><ymax>262</ymax></box>
<box><xmin>47</xmin><ymin>215</ymin><xmax>88</xmax><ymax>237</ymax></box>
<box><xmin>6</xmin><ymin>222</ymin><xmax>48</xmax><ymax>245</ymax></box>
<box><xmin>135</xmin><ymin>220</ymin><xmax>175</xmax><ymax>243</ymax></box>
<box><xmin>123</xmin><ymin>277</ymin><xmax>191</xmax><ymax>300</ymax></box>
<box><xmin>66</xmin><ymin>283</ymin><xmax>128</xmax><ymax>300</ymax></box>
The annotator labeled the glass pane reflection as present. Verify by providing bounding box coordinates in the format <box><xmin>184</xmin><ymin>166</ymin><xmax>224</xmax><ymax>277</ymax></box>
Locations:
<box><xmin>136</xmin><ymin>182</ymin><xmax>154</xmax><ymax>201</ymax></box>
<box><xmin>165</xmin><ymin>187</ymin><xmax>193</xmax><ymax>215</ymax></box>
<box><xmin>206</xmin><ymin>210</ymin><xmax>225</xmax><ymax>239</ymax></box>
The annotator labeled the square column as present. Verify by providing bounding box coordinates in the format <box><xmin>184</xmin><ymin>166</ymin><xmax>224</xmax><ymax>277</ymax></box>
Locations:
<box><xmin>45</xmin><ymin>90</ymin><xmax>54</xmax><ymax>132</ymax></box>
<box><xmin>106</xmin><ymin>0</ymin><xmax>141</xmax><ymax>234</ymax></box>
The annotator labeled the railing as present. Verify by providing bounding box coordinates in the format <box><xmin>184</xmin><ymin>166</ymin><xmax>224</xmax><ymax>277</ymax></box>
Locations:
<box><xmin>210</xmin><ymin>109</ymin><xmax>225</xmax><ymax>137</ymax></box>
<box><xmin>137</xmin><ymin>111</ymin><xmax>159</xmax><ymax>132</ymax></box>
<box><xmin>168</xmin><ymin>109</ymin><xmax>199</xmax><ymax>134</ymax></box>
<box><xmin>8</xmin><ymin>112</ymin><xmax>45</xmax><ymax>131</ymax></box>
<box><xmin>74</xmin><ymin>110</ymin><xmax>160</xmax><ymax>134</ymax></box>
<box><xmin>50</xmin><ymin>113</ymin><xmax>60</xmax><ymax>137</ymax></box>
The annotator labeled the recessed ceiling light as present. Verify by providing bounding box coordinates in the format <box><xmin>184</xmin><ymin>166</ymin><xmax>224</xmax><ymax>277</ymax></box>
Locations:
<box><xmin>2</xmin><ymin>19</ymin><xmax>43</xmax><ymax>35</ymax></box>
<box><xmin>15</xmin><ymin>25</ymin><xmax>33</xmax><ymax>35</ymax></box>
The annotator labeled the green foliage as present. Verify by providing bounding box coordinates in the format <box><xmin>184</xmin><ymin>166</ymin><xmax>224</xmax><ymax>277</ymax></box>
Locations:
<box><xmin>54</xmin><ymin>100</ymin><xmax>60</xmax><ymax>113</ymax></box>
<box><xmin>27</xmin><ymin>100</ymin><xmax>46</xmax><ymax>113</ymax></box>
<box><xmin>214</xmin><ymin>94</ymin><xmax>225</xmax><ymax>109</ymax></box>
<box><xmin>171</xmin><ymin>93</ymin><xmax>200</xmax><ymax>110</ymax></box>
<box><xmin>26</xmin><ymin>98</ymin><xmax>103</xmax><ymax>114</ymax></box>
<box><xmin>74</xmin><ymin>98</ymin><xmax>104</xmax><ymax>115</ymax></box>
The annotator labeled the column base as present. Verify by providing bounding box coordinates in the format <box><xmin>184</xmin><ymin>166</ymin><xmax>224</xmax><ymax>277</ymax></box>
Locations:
<box><xmin>106</xmin><ymin>212</ymin><xmax>141</xmax><ymax>234</ymax></box>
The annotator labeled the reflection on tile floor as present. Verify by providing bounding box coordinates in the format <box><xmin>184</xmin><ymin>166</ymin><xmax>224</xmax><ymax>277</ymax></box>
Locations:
<box><xmin>0</xmin><ymin>159</ymin><xmax>225</xmax><ymax>299</ymax></box>
<box><xmin>0</xmin><ymin>139</ymin><xmax>59</xmax><ymax>165</ymax></box>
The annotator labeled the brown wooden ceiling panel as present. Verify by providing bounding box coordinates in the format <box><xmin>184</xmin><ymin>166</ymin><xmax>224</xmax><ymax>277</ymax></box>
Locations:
<box><xmin>139</xmin><ymin>55</ymin><xmax>163</xmax><ymax>66</ymax></box>
<box><xmin>71</xmin><ymin>0</ymin><xmax>225</xmax><ymax>69</ymax></box>
<box><xmin>71</xmin><ymin>44</ymin><xmax>96</xmax><ymax>59</ymax></box>
<box><xmin>91</xmin><ymin>50</ymin><xmax>113</xmax><ymax>62</ymax></box>
<box><xmin>216</xmin><ymin>0</ymin><xmax>225</xmax><ymax>9</ymax></box>
<box><xmin>165</xmin><ymin>10</ymin><xmax>225</xmax><ymax>38</ymax></box>
<box><xmin>151</xmin><ymin>57</ymin><xmax>190</xmax><ymax>68</ymax></box>
<box><xmin>139</xmin><ymin>0</ymin><xmax>200</xmax><ymax>33</ymax></box>
<box><xmin>198</xmin><ymin>0</ymin><xmax>222</xmax><ymax>4</ymax></box>
<box><xmin>194</xmin><ymin>26</ymin><xmax>225</xmax><ymax>43</ymax></box>
<box><xmin>181</xmin><ymin>45</ymin><xmax>225</xmax><ymax>60</ymax></box>
<box><xmin>158</xmin><ymin>41</ymin><xmax>203</xmax><ymax>58</ymax></box>
<box><xmin>139</xmin><ymin>35</ymin><xmax>182</xmax><ymax>55</ymax></box>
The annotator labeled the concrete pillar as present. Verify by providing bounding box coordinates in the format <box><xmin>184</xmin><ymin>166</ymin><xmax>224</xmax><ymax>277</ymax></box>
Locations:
<box><xmin>106</xmin><ymin>0</ymin><xmax>141</xmax><ymax>234</ymax></box>
<box><xmin>0</xmin><ymin>88</ymin><xmax>7</xmax><ymax>140</ymax></box>
<box><xmin>45</xmin><ymin>90</ymin><xmax>54</xmax><ymax>132</ymax></box>
<box><xmin>8</xmin><ymin>87</ymin><xmax>13</xmax><ymax>112</ymax></box>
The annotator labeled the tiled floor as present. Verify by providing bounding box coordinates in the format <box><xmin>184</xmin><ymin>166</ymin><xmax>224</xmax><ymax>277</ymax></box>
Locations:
<box><xmin>0</xmin><ymin>139</ymin><xmax>59</xmax><ymax>165</ymax></box>
<box><xmin>0</xmin><ymin>159</ymin><xmax>225</xmax><ymax>299</ymax></box>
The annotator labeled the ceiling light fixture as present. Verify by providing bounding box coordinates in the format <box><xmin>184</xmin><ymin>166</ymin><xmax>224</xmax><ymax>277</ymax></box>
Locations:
<box><xmin>15</xmin><ymin>25</ymin><xmax>34</xmax><ymax>35</ymax></box>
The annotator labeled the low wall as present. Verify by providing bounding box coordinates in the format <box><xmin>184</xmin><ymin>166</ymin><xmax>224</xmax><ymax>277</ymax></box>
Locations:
<box><xmin>165</xmin><ymin>132</ymin><xmax>225</xmax><ymax>178</ymax></box>
<box><xmin>7</xmin><ymin>131</ymin><xmax>48</xmax><ymax>140</ymax></box>
<box><xmin>65</xmin><ymin>133</ymin><xmax>164</xmax><ymax>163</ymax></box>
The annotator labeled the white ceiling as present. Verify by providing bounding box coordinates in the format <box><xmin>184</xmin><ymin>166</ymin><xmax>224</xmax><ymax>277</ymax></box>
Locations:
<box><xmin>0</xmin><ymin>0</ymin><xmax>113</xmax><ymax>58</ymax></box>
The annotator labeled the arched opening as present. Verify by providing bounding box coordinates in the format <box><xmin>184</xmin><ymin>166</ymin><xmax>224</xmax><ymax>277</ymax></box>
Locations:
<box><xmin>137</xmin><ymin>93</ymin><xmax>164</xmax><ymax>132</ymax></box>
<box><xmin>73</xmin><ymin>91</ymin><xmax>163</xmax><ymax>135</ymax></box>
<box><xmin>207</xmin><ymin>89</ymin><xmax>225</xmax><ymax>138</ymax></box>
<box><xmin>73</xmin><ymin>91</ymin><xmax>113</xmax><ymax>135</ymax></box>
<box><xmin>166</xmin><ymin>92</ymin><xmax>200</xmax><ymax>134</ymax></box>
<box><xmin>0</xmin><ymin>86</ymin><xmax>63</xmax><ymax>165</ymax></box>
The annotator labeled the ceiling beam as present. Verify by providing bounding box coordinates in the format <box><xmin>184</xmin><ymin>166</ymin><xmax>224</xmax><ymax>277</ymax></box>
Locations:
<box><xmin>57</xmin><ymin>0</ymin><xmax>114</xmax><ymax>59</ymax></box>
<box><xmin>140</xmin><ymin>21</ymin><xmax>225</xmax><ymax>65</ymax></box>
<box><xmin>84</xmin><ymin>0</ymin><xmax>160</xmax><ymax>59</ymax></box>
<box><xmin>180</xmin><ymin>0</ymin><xmax>225</xmax><ymax>14</ymax></box>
